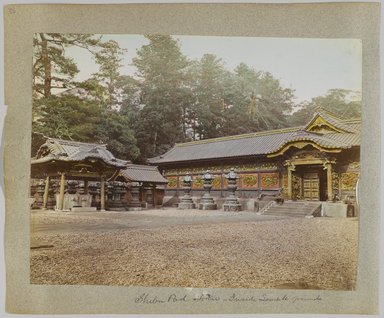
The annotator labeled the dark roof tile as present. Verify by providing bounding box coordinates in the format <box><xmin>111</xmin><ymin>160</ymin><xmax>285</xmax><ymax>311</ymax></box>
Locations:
<box><xmin>32</xmin><ymin>138</ymin><xmax>129</xmax><ymax>168</ymax></box>
<box><xmin>118</xmin><ymin>165</ymin><xmax>168</xmax><ymax>184</ymax></box>
<box><xmin>149</xmin><ymin>112</ymin><xmax>360</xmax><ymax>164</ymax></box>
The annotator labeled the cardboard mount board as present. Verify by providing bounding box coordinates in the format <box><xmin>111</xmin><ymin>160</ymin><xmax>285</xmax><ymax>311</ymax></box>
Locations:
<box><xmin>3</xmin><ymin>2</ymin><xmax>380</xmax><ymax>314</ymax></box>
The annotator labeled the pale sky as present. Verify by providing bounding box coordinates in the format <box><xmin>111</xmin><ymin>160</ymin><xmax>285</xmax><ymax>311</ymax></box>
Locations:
<box><xmin>66</xmin><ymin>35</ymin><xmax>362</xmax><ymax>103</ymax></box>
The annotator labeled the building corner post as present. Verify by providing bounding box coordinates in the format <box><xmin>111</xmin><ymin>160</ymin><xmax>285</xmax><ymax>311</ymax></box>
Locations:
<box><xmin>58</xmin><ymin>173</ymin><xmax>65</xmax><ymax>211</ymax></box>
<box><xmin>42</xmin><ymin>175</ymin><xmax>50</xmax><ymax>210</ymax></box>
<box><xmin>326</xmin><ymin>163</ymin><xmax>333</xmax><ymax>201</ymax></box>
<box><xmin>100</xmin><ymin>176</ymin><xmax>106</xmax><ymax>211</ymax></box>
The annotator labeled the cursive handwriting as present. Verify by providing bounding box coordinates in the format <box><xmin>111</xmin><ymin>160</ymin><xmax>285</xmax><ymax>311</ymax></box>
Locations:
<box><xmin>135</xmin><ymin>293</ymin><xmax>166</xmax><ymax>304</ymax></box>
<box><xmin>134</xmin><ymin>292</ymin><xmax>323</xmax><ymax>305</ymax></box>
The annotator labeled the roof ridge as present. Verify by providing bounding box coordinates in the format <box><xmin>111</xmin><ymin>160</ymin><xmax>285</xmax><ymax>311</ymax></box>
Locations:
<box><xmin>315</xmin><ymin>108</ymin><xmax>343</xmax><ymax>120</ymax></box>
<box><xmin>176</xmin><ymin>126</ymin><xmax>302</xmax><ymax>147</ymax></box>
<box><xmin>340</xmin><ymin>118</ymin><xmax>361</xmax><ymax>123</ymax></box>
<box><xmin>127</xmin><ymin>164</ymin><xmax>157</xmax><ymax>170</ymax></box>
<box><xmin>305</xmin><ymin>111</ymin><xmax>357</xmax><ymax>134</ymax></box>
<box><xmin>50</xmin><ymin>137</ymin><xmax>107</xmax><ymax>148</ymax></box>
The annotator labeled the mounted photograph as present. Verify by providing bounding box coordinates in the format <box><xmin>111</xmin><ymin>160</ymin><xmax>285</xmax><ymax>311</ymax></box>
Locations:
<box><xmin>29</xmin><ymin>33</ymin><xmax>361</xmax><ymax>290</ymax></box>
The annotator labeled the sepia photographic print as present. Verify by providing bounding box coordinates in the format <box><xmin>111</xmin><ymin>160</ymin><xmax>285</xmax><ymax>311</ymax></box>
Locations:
<box><xmin>3</xmin><ymin>3</ymin><xmax>380</xmax><ymax>315</ymax></box>
<box><xmin>29</xmin><ymin>34</ymin><xmax>362</xmax><ymax>291</ymax></box>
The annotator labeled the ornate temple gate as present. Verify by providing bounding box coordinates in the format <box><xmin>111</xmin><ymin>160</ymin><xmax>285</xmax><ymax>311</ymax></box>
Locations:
<box><xmin>302</xmin><ymin>172</ymin><xmax>320</xmax><ymax>200</ymax></box>
<box><xmin>284</xmin><ymin>154</ymin><xmax>336</xmax><ymax>201</ymax></box>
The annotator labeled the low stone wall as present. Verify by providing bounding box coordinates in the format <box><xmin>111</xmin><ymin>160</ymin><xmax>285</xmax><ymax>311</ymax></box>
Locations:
<box><xmin>322</xmin><ymin>202</ymin><xmax>348</xmax><ymax>218</ymax></box>
<box><xmin>164</xmin><ymin>194</ymin><xmax>264</xmax><ymax>212</ymax></box>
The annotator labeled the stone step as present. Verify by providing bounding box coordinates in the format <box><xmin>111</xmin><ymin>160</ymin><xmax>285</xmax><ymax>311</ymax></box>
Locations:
<box><xmin>266</xmin><ymin>209</ymin><xmax>310</xmax><ymax>214</ymax></box>
<box><xmin>265</xmin><ymin>213</ymin><xmax>312</xmax><ymax>218</ymax></box>
<box><xmin>263</xmin><ymin>202</ymin><xmax>321</xmax><ymax>218</ymax></box>
<box><xmin>280</xmin><ymin>203</ymin><xmax>320</xmax><ymax>207</ymax></box>
<box><xmin>265</xmin><ymin>211</ymin><xmax>310</xmax><ymax>216</ymax></box>
<box><xmin>70</xmin><ymin>206</ymin><xmax>97</xmax><ymax>212</ymax></box>
<box><xmin>266</xmin><ymin>208</ymin><xmax>315</xmax><ymax>213</ymax></box>
<box><xmin>268</xmin><ymin>206</ymin><xmax>316</xmax><ymax>210</ymax></box>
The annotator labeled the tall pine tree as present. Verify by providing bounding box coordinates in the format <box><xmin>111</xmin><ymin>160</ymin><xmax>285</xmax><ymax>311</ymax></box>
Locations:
<box><xmin>132</xmin><ymin>35</ymin><xmax>191</xmax><ymax>158</ymax></box>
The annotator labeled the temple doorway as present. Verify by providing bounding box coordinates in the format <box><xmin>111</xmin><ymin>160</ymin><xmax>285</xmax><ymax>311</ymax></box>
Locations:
<box><xmin>292</xmin><ymin>166</ymin><xmax>327</xmax><ymax>201</ymax></box>
<box><xmin>303</xmin><ymin>172</ymin><xmax>320</xmax><ymax>200</ymax></box>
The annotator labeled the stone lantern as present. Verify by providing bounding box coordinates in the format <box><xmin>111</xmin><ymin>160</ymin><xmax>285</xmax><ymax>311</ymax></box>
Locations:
<box><xmin>128</xmin><ymin>181</ymin><xmax>142</xmax><ymax>211</ymax></box>
<box><xmin>109</xmin><ymin>181</ymin><xmax>127</xmax><ymax>211</ymax></box>
<box><xmin>198</xmin><ymin>170</ymin><xmax>217</xmax><ymax>210</ymax></box>
<box><xmin>31</xmin><ymin>179</ymin><xmax>45</xmax><ymax>209</ymax></box>
<box><xmin>223</xmin><ymin>168</ymin><xmax>242</xmax><ymax>211</ymax></box>
<box><xmin>178</xmin><ymin>173</ymin><xmax>196</xmax><ymax>209</ymax></box>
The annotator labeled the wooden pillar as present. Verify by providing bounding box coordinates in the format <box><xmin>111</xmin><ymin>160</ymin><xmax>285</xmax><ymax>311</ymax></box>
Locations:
<box><xmin>100</xmin><ymin>176</ymin><xmax>105</xmax><ymax>211</ymax></box>
<box><xmin>42</xmin><ymin>176</ymin><xmax>50</xmax><ymax>210</ymax></box>
<box><xmin>84</xmin><ymin>180</ymin><xmax>89</xmax><ymax>194</ymax></box>
<box><xmin>58</xmin><ymin>173</ymin><xmax>65</xmax><ymax>211</ymax></box>
<box><xmin>287</xmin><ymin>166</ymin><xmax>293</xmax><ymax>200</ymax></box>
<box><xmin>153</xmin><ymin>185</ymin><xmax>157</xmax><ymax>207</ymax></box>
<box><xmin>326</xmin><ymin>163</ymin><xmax>333</xmax><ymax>201</ymax></box>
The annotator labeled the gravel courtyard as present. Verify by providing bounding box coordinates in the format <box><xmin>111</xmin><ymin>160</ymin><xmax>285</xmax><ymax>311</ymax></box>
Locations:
<box><xmin>30</xmin><ymin>209</ymin><xmax>358</xmax><ymax>290</ymax></box>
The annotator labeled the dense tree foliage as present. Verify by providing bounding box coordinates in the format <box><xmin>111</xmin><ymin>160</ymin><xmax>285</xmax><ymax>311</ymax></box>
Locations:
<box><xmin>31</xmin><ymin>34</ymin><xmax>361</xmax><ymax>161</ymax></box>
<box><xmin>32</xmin><ymin>34</ymin><xmax>140</xmax><ymax>160</ymax></box>
<box><xmin>33</xmin><ymin>33</ymin><xmax>104</xmax><ymax>98</ymax></box>
<box><xmin>289</xmin><ymin>89</ymin><xmax>361</xmax><ymax>126</ymax></box>
<box><xmin>132</xmin><ymin>35</ymin><xmax>191</xmax><ymax>158</ymax></box>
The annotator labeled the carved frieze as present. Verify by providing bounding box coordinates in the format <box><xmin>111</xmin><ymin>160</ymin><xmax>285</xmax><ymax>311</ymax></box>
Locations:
<box><xmin>260</xmin><ymin>172</ymin><xmax>279</xmax><ymax>189</ymax></box>
<box><xmin>192</xmin><ymin>176</ymin><xmax>204</xmax><ymax>189</ymax></box>
<box><xmin>292</xmin><ymin>174</ymin><xmax>302</xmax><ymax>200</ymax></box>
<box><xmin>280</xmin><ymin>173</ymin><xmax>289</xmax><ymax>198</ymax></box>
<box><xmin>332</xmin><ymin>172</ymin><xmax>340</xmax><ymax>191</ymax></box>
<box><xmin>240</xmin><ymin>174</ymin><xmax>258</xmax><ymax>189</ymax></box>
<box><xmin>164</xmin><ymin>162</ymin><xmax>279</xmax><ymax>177</ymax></box>
<box><xmin>341</xmin><ymin>172</ymin><xmax>359</xmax><ymax>190</ymax></box>
<box><xmin>211</xmin><ymin>175</ymin><xmax>222</xmax><ymax>189</ymax></box>
<box><xmin>347</xmin><ymin>162</ymin><xmax>360</xmax><ymax>171</ymax></box>
<box><xmin>166</xmin><ymin>176</ymin><xmax>178</xmax><ymax>189</ymax></box>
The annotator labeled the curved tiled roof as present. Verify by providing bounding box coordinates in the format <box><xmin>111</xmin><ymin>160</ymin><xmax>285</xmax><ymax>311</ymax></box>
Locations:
<box><xmin>32</xmin><ymin>138</ymin><xmax>129</xmax><ymax>168</ymax></box>
<box><xmin>118</xmin><ymin>164</ymin><xmax>168</xmax><ymax>184</ymax></box>
<box><xmin>305</xmin><ymin>111</ymin><xmax>358</xmax><ymax>133</ymax></box>
<box><xmin>148</xmin><ymin>112</ymin><xmax>360</xmax><ymax>164</ymax></box>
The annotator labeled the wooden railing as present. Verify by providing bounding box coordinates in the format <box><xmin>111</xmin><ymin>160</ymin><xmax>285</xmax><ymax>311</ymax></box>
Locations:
<box><xmin>257</xmin><ymin>200</ymin><xmax>276</xmax><ymax>215</ymax></box>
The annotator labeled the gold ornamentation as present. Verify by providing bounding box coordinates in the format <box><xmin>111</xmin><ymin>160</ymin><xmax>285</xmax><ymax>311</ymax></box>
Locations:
<box><xmin>332</xmin><ymin>172</ymin><xmax>340</xmax><ymax>191</ymax></box>
<box><xmin>296</xmin><ymin>151</ymin><xmax>321</xmax><ymax>159</ymax></box>
<box><xmin>292</xmin><ymin>174</ymin><xmax>302</xmax><ymax>200</ymax></box>
<box><xmin>341</xmin><ymin>172</ymin><xmax>359</xmax><ymax>190</ymax></box>
<box><xmin>166</xmin><ymin>176</ymin><xmax>178</xmax><ymax>189</ymax></box>
<box><xmin>348</xmin><ymin>162</ymin><xmax>360</xmax><ymax>170</ymax></box>
<box><xmin>259</xmin><ymin>163</ymin><xmax>278</xmax><ymax>170</ymax></box>
<box><xmin>268</xmin><ymin>141</ymin><xmax>342</xmax><ymax>158</ymax></box>
<box><xmin>212</xmin><ymin>175</ymin><xmax>222</xmax><ymax>189</ymax></box>
<box><xmin>223</xmin><ymin>177</ymin><xmax>239</xmax><ymax>188</ymax></box>
<box><xmin>282</xmin><ymin>173</ymin><xmax>288</xmax><ymax>189</ymax></box>
<box><xmin>192</xmin><ymin>176</ymin><xmax>204</xmax><ymax>189</ymax></box>
<box><xmin>260</xmin><ymin>172</ymin><xmax>279</xmax><ymax>189</ymax></box>
<box><xmin>306</xmin><ymin>116</ymin><xmax>346</xmax><ymax>134</ymax></box>
<box><xmin>241</xmin><ymin>174</ymin><xmax>258</xmax><ymax>188</ymax></box>
<box><xmin>164</xmin><ymin>169</ymin><xmax>178</xmax><ymax>176</ymax></box>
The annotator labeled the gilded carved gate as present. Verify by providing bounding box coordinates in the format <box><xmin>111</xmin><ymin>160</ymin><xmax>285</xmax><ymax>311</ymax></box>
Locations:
<box><xmin>303</xmin><ymin>172</ymin><xmax>320</xmax><ymax>201</ymax></box>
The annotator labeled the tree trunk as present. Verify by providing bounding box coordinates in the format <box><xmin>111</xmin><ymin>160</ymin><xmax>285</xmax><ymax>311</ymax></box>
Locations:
<box><xmin>40</xmin><ymin>33</ymin><xmax>52</xmax><ymax>97</ymax></box>
<box><xmin>153</xmin><ymin>131</ymin><xmax>157</xmax><ymax>155</ymax></box>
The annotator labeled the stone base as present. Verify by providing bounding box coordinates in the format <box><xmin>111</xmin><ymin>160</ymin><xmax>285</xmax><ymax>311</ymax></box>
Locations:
<box><xmin>198</xmin><ymin>203</ymin><xmax>217</xmax><ymax>210</ymax></box>
<box><xmin>127</xmin><ymin>206</ymin><xmax>142</xmax><ymax>211</ymax></box>
<box><xmin>108</xmin><ymin>202</ymin><xmax>126</xmax><ymax>210</ymax></box>
<box><xmin>178</xmin><ymin>202</ymin><xmax>196</xmax><ymax>209</ymax></box>
<box><xmin>322</xmin><ymin>202</ymin><xmax>347</xmax><ymax>218</ymax></box>
<box><xmin>109</xmin><ymin>207</ymin><xmax>127</xmax><ymax>211</ymax></box>
<box><xmin>223</xmin><ymin>203</ymin><xmax>242</xmax><ymax>212</ymax></box>
<box><xmin>71</xmin><ymin>206</ymin><xmax>97</xmax><ymax>212</ymax></box>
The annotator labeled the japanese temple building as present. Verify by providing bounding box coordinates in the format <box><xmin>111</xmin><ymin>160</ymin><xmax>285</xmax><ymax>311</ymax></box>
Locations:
<box><xmin>30</xmin><ymin>138</ymin><xmax>166</xmax><ymax>211</ymax></box>
<box><xmin>112</xmin><ymin>164</ymin><xmax>168</xmax><ymax>209</ymax></box>
<box><xmin>148</xmin><ymin>110</ymin><xmax>360</xmax><ymax>203</ymax></box>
